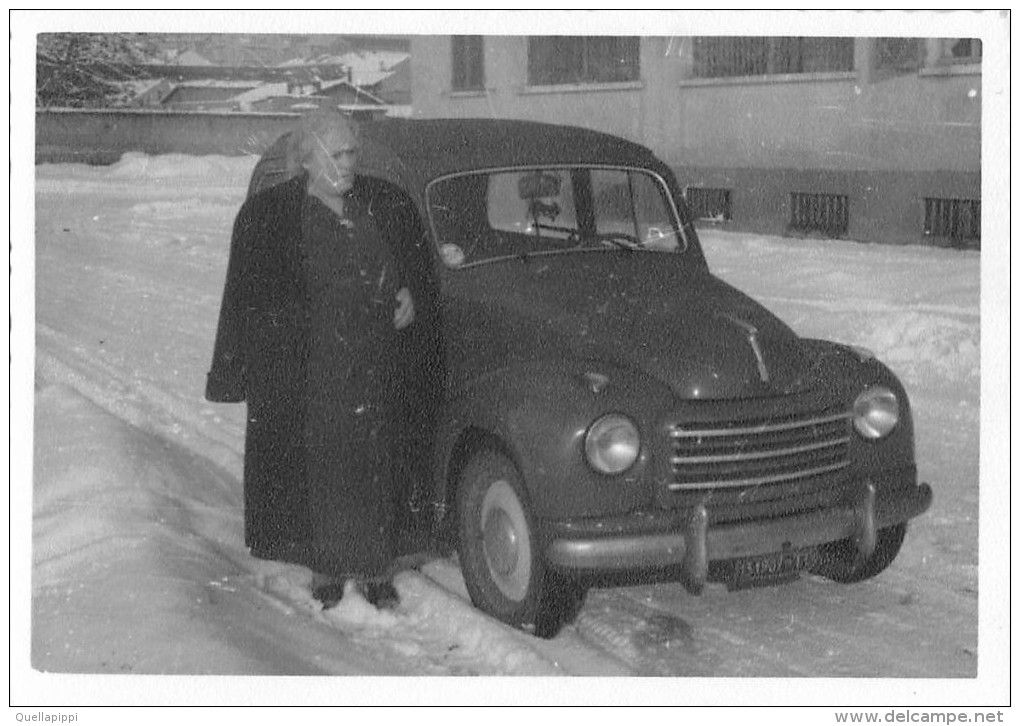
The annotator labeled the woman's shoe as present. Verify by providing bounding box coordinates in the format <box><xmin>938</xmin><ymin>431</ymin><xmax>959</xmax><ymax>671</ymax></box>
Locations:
<box><xmin>359</xmin><ymin>578</ymin><xmax>400</xmax><ymax>609</ymax></box>
<box><xmin>311</xmin><ymin>573</ymin><xmax>350</xmax><ymax>609</ymax></box>
<box><xmin>361</xmin><ymin>580</ymin><xmax>400</xmax><ymax>609</ymax></box>
<box><xmin>312</xmin><ymin>573</ymin><xmax>399</xmax><ymax>610</ymax></box>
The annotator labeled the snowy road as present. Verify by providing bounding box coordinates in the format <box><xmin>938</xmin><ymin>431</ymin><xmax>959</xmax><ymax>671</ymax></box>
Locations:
<box><xmin>28</xmin><ymin>154</ymin><xmax>985</xmax><ymax>685</ymax></box>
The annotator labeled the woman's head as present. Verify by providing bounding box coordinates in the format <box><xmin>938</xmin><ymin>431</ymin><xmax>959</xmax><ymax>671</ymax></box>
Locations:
<box><xmin>287</xmin><ymin>110</ymin><xmax>360</xmax><ymax>197</ymax></box>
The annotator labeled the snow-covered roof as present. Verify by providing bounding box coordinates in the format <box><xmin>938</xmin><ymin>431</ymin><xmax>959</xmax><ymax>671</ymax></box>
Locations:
<box><xmin>277</xmin><ymin>57</ymin><xmax>312</xmax><ymax>67</ymax></box>
<box><xmin>350</xmin><ymin>69</ymin><xmax>396</xmax><ymax>88</ymax></box>
<box><xmin>276</xmin><ymin>53</ymin><xmax>346</xmax><ymax>68</ymax></box>
<box><xmin>338</xmin><ymin>51</ymin><xmax>410</xmax><ymax>86</ymax></box>
<box><xmin>232</xmin><ymin>83</ymin><xmax>290</xmax><ymax>106</ymax></box>
<box><xmin>276</xmin><ymin>50</ymin><xmax>410</xmax><ymax>86</ymax></box>
<box><xmin>337</xmin><ymin>50</ymin><xmax>409</xmax><ymax>70</ymax></box>
<box><xmin>176</xmin><ymin>79</ymin><xmax>262</xmax><ymax>90</ymax></box>
<box><xmin>170</xmin><ymin>49</ymin><xmax>213</xmax><ymax>66</ymax></box>
<box><xmin>319</xmin><ymin>79</ymin><xmax>387</xmax><ymax>105</ymax></box>
<box><xmin>119</xmin><ymin>79</ymin><xmax>167</xmax><ymax>96</ymax></box>
<box><xmin>383</xmin><ymin>104</ymin><xmax>413</xmax><ymax>118</ymax></box>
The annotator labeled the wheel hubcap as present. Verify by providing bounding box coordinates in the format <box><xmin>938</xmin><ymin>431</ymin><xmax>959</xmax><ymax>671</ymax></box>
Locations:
<box><xmin>480</xmin><ymin>478</ymin><xmax>532</xmax><ymax>601</ymax></box>
<box><xmin>483</xmin><ymin>508</ymin><xmax>519</xmax><ymax>577</ymax></box>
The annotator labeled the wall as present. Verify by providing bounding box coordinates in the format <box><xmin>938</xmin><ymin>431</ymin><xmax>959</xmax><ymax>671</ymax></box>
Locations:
<box><xmin>673</xmin><ymin>166</ymin><xmax>980</xmax><ymax>246</ymax></box>
<box><xmin>638</xmin><ymin>38</ymin><xmax>981</xmax><ymax>173</ymax></box>
<box><xmin>36</xmin><ymin>109</ymin><xmax>301</xmax><ymax>164</ymax></box>
<box><xmin>410</xmin><ymin>36</ymin><xmax>649</xmax><ymax>141</ymax></box>
<box><xmin>409</xmin><ymin>36</ymin><xmax>981</xmax><ymax>247</ymax></box>
<box><xmin>411</xmin><ymin>36</ymin><xmax>980</xmax><ymax>172</ymax></box>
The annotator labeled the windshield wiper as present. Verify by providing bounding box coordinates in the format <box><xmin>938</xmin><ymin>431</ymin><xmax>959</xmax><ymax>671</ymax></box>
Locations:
<box><xmin>578</xmin><ymin>232</ymin><xmax>642</xmax><ymax>251</ymax></box>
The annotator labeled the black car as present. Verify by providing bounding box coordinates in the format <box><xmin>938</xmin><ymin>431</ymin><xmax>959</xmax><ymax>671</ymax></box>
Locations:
<box><xmin>249</xmin><ymin>118</ymin><xmax>932</xmax><ymax>636</ymax></box>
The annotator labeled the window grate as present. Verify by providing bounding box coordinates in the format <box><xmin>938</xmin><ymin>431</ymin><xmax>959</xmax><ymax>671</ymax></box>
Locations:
<box><xmin>692</xmin><ymin>37</ymin><xmax>854</xmax><ymax>79</ymax></box>
<box><xmin>789</xmin><ymin>192</ymin><xmax>849</xmax><ymax>237</ymax></box>
<box><xmin>924</xmin><ymin>197</ymin><xmax>980</xmax><ymax>243</ymax></box>
<box><xmin>685</xmin><ymin>186</ymin><xmax>732</xmax><ymax>222</ymax></box>
<box><xmin>527</xmin><ymin>37</ymin><xmax>640</xmax><ymax>86</ymax></box>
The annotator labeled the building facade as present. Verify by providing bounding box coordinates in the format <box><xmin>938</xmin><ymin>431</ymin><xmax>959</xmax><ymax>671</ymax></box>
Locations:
<box><xmin>410</xmin><ymin>36</ymin><xmax>982</xmax><ymax>248</ymax></box>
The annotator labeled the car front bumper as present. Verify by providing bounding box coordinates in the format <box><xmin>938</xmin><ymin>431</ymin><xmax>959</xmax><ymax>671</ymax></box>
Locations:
<box><xmin>542</xmin><ymin>477</ymin><xmax>933</xmax><ymax>589</ymax></box>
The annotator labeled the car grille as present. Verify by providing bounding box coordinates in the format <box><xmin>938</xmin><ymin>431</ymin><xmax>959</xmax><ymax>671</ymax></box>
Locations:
<box><xmin>668</xmin><ymin>409</ymin><xmax>852</xmax><ymax>492</ymax></box>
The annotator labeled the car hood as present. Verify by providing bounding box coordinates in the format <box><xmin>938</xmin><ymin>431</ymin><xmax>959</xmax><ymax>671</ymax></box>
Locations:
<box><xmin>443</xmin><ymin>252</ymin><xmax>816</xmax><ymax>399</ymax></box>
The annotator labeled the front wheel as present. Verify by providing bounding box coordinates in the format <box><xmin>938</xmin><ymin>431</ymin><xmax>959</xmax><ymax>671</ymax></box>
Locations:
<box><xmin>810</xmin><ymin>523</ymin><xmax>908</xmax><ymax>583</ymax></box>
<box><xmin>456</xmin><ymin>449</ymin><xmax>588</xmax><ymax>637</ymax></box>
<box><xmin>457</xmin><ymin>450</ymin><xmax>545</xmax><ymax>628</ymax></box>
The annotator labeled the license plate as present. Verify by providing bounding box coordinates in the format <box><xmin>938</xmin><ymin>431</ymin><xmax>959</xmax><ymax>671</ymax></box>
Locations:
<box><xmin>726</xmin><ymin>546</ymin><xmax>819</xmax><ymax>590</ymax></box>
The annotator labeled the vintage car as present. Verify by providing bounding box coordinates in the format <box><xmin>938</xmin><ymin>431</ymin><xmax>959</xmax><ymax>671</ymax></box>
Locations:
<box><xmin>248</xmin><ymin>118</ymin><xmax>933</xmax><ymax>636</ymax></box>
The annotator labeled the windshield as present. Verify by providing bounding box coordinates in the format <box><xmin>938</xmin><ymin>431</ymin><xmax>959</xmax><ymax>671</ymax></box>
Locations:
<box><xmin>426</xmin><ymin>166</ymin><xmax>686</xmax><ymax>268</ymax></box>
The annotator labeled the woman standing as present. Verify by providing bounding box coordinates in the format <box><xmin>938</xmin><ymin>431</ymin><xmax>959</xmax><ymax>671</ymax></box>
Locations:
<box><xmin>205</xmin><ymin>111</ymin><xmax>414</xmax><ymax>607</ymax></box>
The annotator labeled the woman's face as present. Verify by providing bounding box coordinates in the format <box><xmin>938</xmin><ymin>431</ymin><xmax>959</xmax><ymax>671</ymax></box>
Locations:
<box><xmin>303</xmin><ymin>124</ymin><xmax>359</xmax><ymax>197</ymax></box>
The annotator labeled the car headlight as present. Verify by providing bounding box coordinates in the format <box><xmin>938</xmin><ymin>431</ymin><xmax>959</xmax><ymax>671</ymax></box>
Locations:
<box><xmin>585</xmin><ymin>414</ymin><xmax>640</xmax><ymax>474</ymax></box>
<box><xmin>853</xmin><ymin>386</ymin><xmax>900</xmax><ymax>439</ymax></box>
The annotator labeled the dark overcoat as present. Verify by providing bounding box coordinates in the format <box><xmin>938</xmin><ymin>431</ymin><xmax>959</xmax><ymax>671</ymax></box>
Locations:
<box><xmin>206</xmin><ymin>173</ymin><xmax>404</xmax><ymax>577</ymax></box>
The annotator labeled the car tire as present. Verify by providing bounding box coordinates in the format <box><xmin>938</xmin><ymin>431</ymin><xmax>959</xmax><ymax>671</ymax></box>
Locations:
<box><xmin>533</xmin><ymin>572</ymin><xmax>588</xmax><ymax>639</ymax></box>
<box><xmin>811</xmin><ymin>522</ymin><xmax>908</xmax><ymax>583</ymax></box>
<box><xmin>457</xmin><ymin>449</ymin><xmax>548</xmax><ymax>630</ymax></box>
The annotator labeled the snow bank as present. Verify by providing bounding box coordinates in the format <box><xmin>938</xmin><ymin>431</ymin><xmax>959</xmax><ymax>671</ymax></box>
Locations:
<box><xmin>105</xmin><ymin>152</ymin><xmax>256</xmax><ymax>185</ymax></box>
<box><xmin>30</xmin><ymin>383</ymin><xmax>622</xmax><ymax>677</ymax></box>
<box><xmin>33</xmin><ymin>383</ymin><xmax>261</xmax><ymax>674</ymax></box>
<box><xmin>699</xmin><ymin>229</ymin><xmax>980</xmax><ymax>394</ymax></box>
<box><xmin>36</xmin><ymin>152</ymin><xmax>258</xmax><ymax>192</ymax></box>
<box><xmin>859</xmin><ymin>310</ymin><xmax>980</xmax><ymax>383</ymax></box>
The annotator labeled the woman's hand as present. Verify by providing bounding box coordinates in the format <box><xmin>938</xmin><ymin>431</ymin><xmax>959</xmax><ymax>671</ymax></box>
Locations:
<box><xmin>394</xmin><ymin>287</ymin><xmax>415</xmax><ymax>330</ymax></box>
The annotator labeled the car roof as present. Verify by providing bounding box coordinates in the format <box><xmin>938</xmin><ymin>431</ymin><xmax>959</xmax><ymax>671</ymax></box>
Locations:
<box><xmin>359</xmin><ymin>117</ymin><xmax>661</xmax><ymax>179</ymax></box>
<box><xmin>248</xmin><ymin>117</ymin><xmax>667</xmax><ymax>199</ymax></box>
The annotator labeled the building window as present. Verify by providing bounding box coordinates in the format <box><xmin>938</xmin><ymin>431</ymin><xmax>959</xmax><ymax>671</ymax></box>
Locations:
<box><xmin>938</xmin><ymin>38</ymin><xmax>982</xmax><ymax>65</ymax></box>
<box><xmin>924</xmin><ymin>197</ymin><xmax>980</xmax><ymax>247</ymax></box>
<box><xmin>692</xmin><ymin>37</ymin><xmax>855</xmax><ymax>79</ymax></box>
<box><xmin>452</xmin><ymin>36</ymin><xmax>485</xmax><ymax>91</ymax></box>
<box><xmin>789</xmin><ymin>192</ymin><xmax>849</xmax><ymax>238</ymax></box>
<box><xmin>874</xmin><ymin>38</ymin><xmax>923</xmax><ymax>73</ymax></box>
<box><xmin>527</xmin><ymin>37</ymin><xmax>640</xmax><ymax>86</ymax></box>
<box><xmin>685</xmin><ymin>187</ymin><xmax>732</xmax><ymax>223</ymax></box>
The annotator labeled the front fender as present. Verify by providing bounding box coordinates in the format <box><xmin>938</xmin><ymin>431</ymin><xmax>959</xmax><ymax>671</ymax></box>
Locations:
<box><xmin>806</xmin><ymin>339</ymin><xmax>917</xmax><ymax>477</ymax></box>
<box><xmin>433</xmin><ymin>359</ymin><xmax>674</xmax><ymax>520</ymax></box>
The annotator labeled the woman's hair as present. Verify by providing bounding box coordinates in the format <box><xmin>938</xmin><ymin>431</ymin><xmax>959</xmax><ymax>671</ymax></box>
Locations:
<box><xmin>284</xmin><ymin>109</ymin><xmax>360</xmax><ymax>176</ymax></box>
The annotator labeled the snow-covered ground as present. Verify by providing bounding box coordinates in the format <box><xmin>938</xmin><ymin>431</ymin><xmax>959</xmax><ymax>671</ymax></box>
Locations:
<box><xmin>16</xmin><ymin>153</ymin><xmax>1005</xmax><ymax>703</ymax></box>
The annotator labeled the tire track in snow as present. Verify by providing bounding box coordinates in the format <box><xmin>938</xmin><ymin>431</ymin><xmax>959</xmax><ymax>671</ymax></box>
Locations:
<box><xmin>410</xmin><ymin>559</ymin><xmax>634</xmax><ymax>675</ymax></box>
<box><xmin>36</xmin><ymin>323</ymin><xmax>243</xmax><ymax>474</ymax></box>
<box><xmin>570</xmin><ymin>588</ymin><xmax>711</xmax><ymax>676</ymax></box>
<box><xmin>35</xmin><ymin>323</ymin><xmax>624</xmax><ymax>675</ymax></box>
<box><xmin>247</xmin><ymin>559</ymin><xmax>635</xmax><ymax>676</ymax></box>
<box><xmin>573</xmin><ymin>584</ymin><xmax>836</xmax><ymax>677</ymax></box>
<box><xmin>246</xmin><ymin>563</ymin><xmax>566</xmax><ymax>676</ymax></box>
